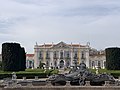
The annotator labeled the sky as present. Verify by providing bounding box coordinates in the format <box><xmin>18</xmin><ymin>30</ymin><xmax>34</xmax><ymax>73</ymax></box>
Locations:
<box><xmin>0</xmin><ymin>0</ymin><xmax>120</xmax><ymax>53</ymax></box>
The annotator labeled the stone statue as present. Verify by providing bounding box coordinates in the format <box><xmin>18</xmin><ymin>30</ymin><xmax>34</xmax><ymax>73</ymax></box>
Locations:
<box><xmin>96</xmin><ymin>67</ymin><xmax>99</xmax><ymax>74</ymax></box>
<box><xmin>48</xmin><ymin>63</ymin><xmax>115</xmax><ymax>86</ymax></box>
<box><xmin>12</xmin><ymin>72</ymin><xmax>17</xmax><ymax>80</ymax></box>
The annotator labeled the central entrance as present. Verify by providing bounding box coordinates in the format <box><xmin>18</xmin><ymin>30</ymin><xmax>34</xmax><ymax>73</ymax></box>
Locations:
<box><xmin>59</xmin><ymin>60</ymin><xmax>64</xmax><ymax>68</ymax></box>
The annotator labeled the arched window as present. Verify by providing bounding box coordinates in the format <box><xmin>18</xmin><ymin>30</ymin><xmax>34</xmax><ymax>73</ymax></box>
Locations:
<box><xmin>46</xmin><ymin>61</ymin><xmax>49</xmax><ymax>66</ymax></box>
<box><xmin>92</xmin><ymin>61</ymin><xmax>95</xmax><ymax>67</ymax></box>
<box><xmin>98</xmin><ymin>61</ymin><xmax>101</xmax><ymax>68</ymax></box>
<box><xmin>104</xmin><ymin>61</ymin><xmax>106</xmax><ymax>68</ymax></box>
<box><xmin>66</xmin><ymin>61</ymin><xmax>70</xmax><ymax>68</ymax></box>
<box><xmin>59</xmin><ymin>60</ymin><xmax>64</xmax><ymax>68</ymax></box>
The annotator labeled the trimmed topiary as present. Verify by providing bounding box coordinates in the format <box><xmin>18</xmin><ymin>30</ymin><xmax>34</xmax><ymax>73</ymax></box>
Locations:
<box><xmin>2</xmin><ymin>43</ymin><xmax>26</xmax><ymax>71</ymax></box>
<box><xmin>105</xmin><ymin>47</ymin><xmax>120</xmax><ymax>70</ymax></box>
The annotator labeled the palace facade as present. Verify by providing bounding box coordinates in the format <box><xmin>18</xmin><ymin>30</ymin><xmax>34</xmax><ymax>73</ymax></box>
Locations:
<box><xmin>34</xmin><ymin>41</ymin><xmax>90</xmax><ymax>69</ymax></box>
<box><xmin>89</xmin><ymin>49</ymin><xmax>106</xmax><ymax>69</ymax></box>
<box><xmin>26</xmin><ymin>54</ymin><xmax>34</xmax><ymax>69</ymax></box>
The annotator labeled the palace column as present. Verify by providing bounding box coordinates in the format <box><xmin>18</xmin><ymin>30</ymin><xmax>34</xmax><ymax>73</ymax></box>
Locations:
<box><xmin>71</xmin><ymin>49</ymin><xmax>73</xmax><ymax>66</ymax></box>
<box><xmin>85</xmin><ymin>49</ymin><xmax>90</xmax><ymax>68</ymax></box>
<box><xmin>78</xmin><ymin>48</ymin><xmax>81</xmax><ymax>64</ymax></box>
<box><xmin>50</xmin><ymin>50</ymin><xmax>54</xmax><ymax>68</ymax></box>
<box><xmin>34</xmin><ymin>46</ymin><xmax>39</xmax><ymax>68</ymax></box>
<box><xmin>43</xmin><ymin>49</ymin><xmax>46</xmax><ymax>64</ymax></box>
<box><xmin>58</xmin><ymin>50</ymin><xmax>60</xmax><ymax>68</ymax></box>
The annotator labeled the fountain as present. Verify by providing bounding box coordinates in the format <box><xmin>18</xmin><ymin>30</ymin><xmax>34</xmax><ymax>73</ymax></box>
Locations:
<box><xmin>48</xmin><ymin>63</ymin><xmax>115</xmax><ymax>86</ymax></box>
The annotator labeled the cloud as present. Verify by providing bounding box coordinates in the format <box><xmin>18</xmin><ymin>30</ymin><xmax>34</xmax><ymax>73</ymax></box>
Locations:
<box><xmin>0</xmin><ymin>0</ymin><xmax>120</xmax><ymax>53</ymax></box>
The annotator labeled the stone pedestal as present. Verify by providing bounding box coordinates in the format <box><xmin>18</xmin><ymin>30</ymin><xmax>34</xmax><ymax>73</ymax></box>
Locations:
<box><xmin>46</xmin><ymin>81</ymin><xmax>52</xmax><ymax>86</ymax></box>
<box><xmin>65</xmin><ymin>81</ymin><xmax>71</xmax><ymax>86</ymax></box>
<box><xmin>35</xmin><ymin>76</ymin><xmax>39</xmax><ymax>80</ymax></box>
<box><xmin>23</xmin><ymin>77</ymin><xmax>26</xmax><ymax>81</ymax></box>
<box><xmin>118</xmin><ymin>76</ymin><xmax>120</xmax><ymax>81</ymax></box>
<box><xmin>27</xmin><ymin>82</ymin><xmax>33</xmax><ymax>87</ymax></box>
<box><xmin>4</xmin><ymin>81</ymin><xmax>13</xmax><ymax>88</ymax></box>
<box><xmin>104</xmin><ymin>81</ymin><xmax>110</xmax><ymax>86</ymax></box>
<box><xmin>85</xmin><ymin>81</ymin><xmax>91</xmax><ymax>86</ymax></box>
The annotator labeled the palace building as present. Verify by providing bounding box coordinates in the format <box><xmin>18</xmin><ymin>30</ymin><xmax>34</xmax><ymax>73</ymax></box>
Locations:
<box><xmin>34</xmin><ymin>41</ymin><xmax>90</xmax><ymax>69</ymax></box>
<box><xmin>89</xmin><ymin>49</ymin><xmax>106</xmax><ymax>69</ymax></box>
<box><xmin>26</xmin><ymin>54</ymin><xmax>34</xmax><ymax>69</ymax></box>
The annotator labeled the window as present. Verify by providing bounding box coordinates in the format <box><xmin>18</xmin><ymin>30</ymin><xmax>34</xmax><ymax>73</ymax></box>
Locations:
<box><xmin>74</xmin><ymin>51</ymin><xmax>77</xmax><ymax>59</ymax></box>
<box><xmin>46</xmin><ymin>61</ymin><xmax>49</xmax><ymax>66</ymax></box>
<box><xmin>66</xmin><ymin>61</ymin><xmax>70</xmax><ymax>67</ymax></box>
<box><xmin>54</xmin><ymin>51</ymin><xmax>57</xmax><ymax>58</ymax></box>
<box><xmin>39</xmin><ymin>51</ymin><xmax>42</xmax><ymax>59</ymax></box>
<box><xmin>98</xmin><ymin>61</ymin><xmax>101</xmax><ymax>67</ymax></box>
<box><xmin>54</xmin><ymin>61</ymin><xmax>57</xmax><ymax>67</ymax></box>
<box><xmin>92</xmin><ymin>61</ymin><xmax>95</xmax><ymax>67</ymax></box>
<box><xmin>104</xmin><ymin>61</ymin><xmax>106</xmax><ymax>68</ymax></box>
<box><xmin>81</xmin><ymin>51</ymin><xmax>85</xmax><ymax>59</ymax></box>
<box><xmin>46</xmin><ymin>51</ymin><xmax>50</xmax><ymax>59</ymax></box>
<box><xmin>60</xmin><ymin>51</ymin><xmax>63</xmax><ymax>59</ymax></box>
<box><xmin>29</xmin><ymin>61</ymin><xmax>32</xmax><ymax>68</ymax></box>
<box><xmin>67</xmin><ymin>51</ymin><xmax>70</xmax><ymax>58</ymax></box>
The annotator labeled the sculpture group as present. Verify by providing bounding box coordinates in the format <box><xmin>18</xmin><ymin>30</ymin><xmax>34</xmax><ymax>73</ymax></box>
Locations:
<box><xmin>48</xmin><ymin>63</ymin><xmax>115</xmax><ymax>86</ymax></box>
<box><xmin>0</xmin><ymin>63</ymin><xmax>119</xmax><ymax>88</ymax></box>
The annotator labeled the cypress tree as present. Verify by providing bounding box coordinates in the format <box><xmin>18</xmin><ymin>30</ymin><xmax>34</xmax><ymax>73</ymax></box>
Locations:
<box><xmin>19</xmin><ymin>48</ymin><xmax>26</xmax><ymax>71</ymax></box>
<box><xmin>105</xmin><ymin>47</ymin><xmax>120</xmax><ymax>70</ymax></box>
<box><xmin>2</xmin><ymin>43</ymin><xmax>26</xmax><ymax>71</ymax></box>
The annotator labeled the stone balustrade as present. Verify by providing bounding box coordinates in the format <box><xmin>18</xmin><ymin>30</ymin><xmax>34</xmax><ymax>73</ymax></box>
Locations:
<box><xmin>3</xmin><ymin>79</ymin><xmax>120</xmax><ymax>88</ymax></box>
<box><xmin>23</xmin><ymin>77</ymin><xmax>26</xmax><ymax>81</ymax></box>
<box><xmin>35</xmin><ymin>76</ymin><xmax>39</xmax><ymax>80</ymax></box>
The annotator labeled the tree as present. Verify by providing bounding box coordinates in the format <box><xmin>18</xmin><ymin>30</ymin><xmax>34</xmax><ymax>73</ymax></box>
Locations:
<box><xmin>19</xmin><ymin>48</ymin><xmax>26</xmax><ymax>71</ymax></box>
<box><xmin>105</xmin><ymin>47</ymin><xmax>120</xmax><ymax>70</ymax></box>
<box><xmin>2</xmin><ymin>43</ymin><xmax>26</xmax><ymax>71</ymax></box>
<box><xmin>0</xmin><ymin>61</ymin><xmax>2</xmax><ymax>70</ymax></box>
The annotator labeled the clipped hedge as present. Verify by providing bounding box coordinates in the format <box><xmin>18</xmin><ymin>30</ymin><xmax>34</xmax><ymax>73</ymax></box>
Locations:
<box><xmin>105</xmin><ymin>47</ymin><xmax>120</xmax><ymax>70</ymax></box>
<box><xmin>0</xmin><ymin>69</ymin><xmax>59</xmax><ymax>79</ymax></box>
<box><xmin>0</xmin><ymin>72</ymin><xmax>47</xmax><ymax>79</ymax></box>
<box><xmin>16</xmin><ymin>72</ymin><xmax>47</xmax><ymax>79</ymax></box>
<box><xmin>111</xmin><ymin>73</ymin><xmax>120</xmax><ymax>78</ymax></box>
<box><xmin>0</xmin><ymin>73</ymin><xmax>12</xmax><ymax>79</ymax></box>
<box><xmin>89</xmin><ymin>69</ymin><xmax>120</xmax><ymax>78</ymax></box>
<box><xmin>2</xmin><ymin>43</ymin><xmax>26</xmax><ymax>71</ymax></box>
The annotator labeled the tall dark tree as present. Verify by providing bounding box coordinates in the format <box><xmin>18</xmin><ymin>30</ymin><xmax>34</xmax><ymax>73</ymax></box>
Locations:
<box><xmin>2</xmin><ymin>43</ymin><xmax>26</xmax><ymax>71</ymax></box>
<box><xmin>0</xmin><ymin>61</ymin><xmax>2</xmax><ymax>70</ymax></box>
<box><xmin>105</xmin><ymin>47</ymin><xmax>120</xmax><ymax>70</ymax></box>
<box><xmin>19</xmin><ymin>48</ymin><xmax>26</xmax><ymax>71</ymax></box>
